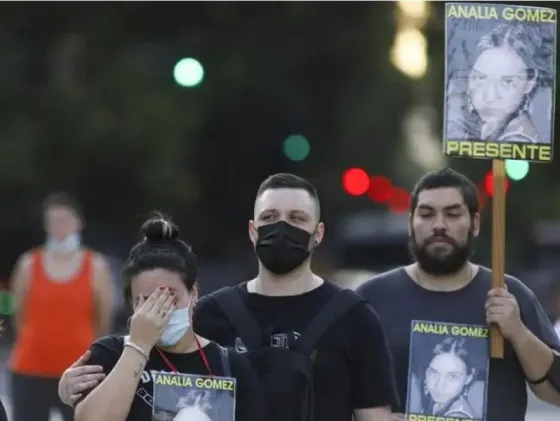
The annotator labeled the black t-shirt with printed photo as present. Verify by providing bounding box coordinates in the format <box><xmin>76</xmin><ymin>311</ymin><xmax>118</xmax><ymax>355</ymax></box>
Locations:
<box><xmin>193</xmin><ymin>280</ymin><xmax>400</xmax><ymax>421</ymax></box>
<box><xmin>356</xmin><ymin>266</ymin><xmax>560</xmax><ymax>421</ymax></box>
<box><xmin>77</xmin><ymin>336</ymin><xmax>263</xmax><ymax>421</ymax></box>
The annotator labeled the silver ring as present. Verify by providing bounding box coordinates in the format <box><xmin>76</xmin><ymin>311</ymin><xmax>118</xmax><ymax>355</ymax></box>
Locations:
<box><xmin>160</xmin><ymin>311</ymin><xmax>167</xmax><ymax>319</ymax></box>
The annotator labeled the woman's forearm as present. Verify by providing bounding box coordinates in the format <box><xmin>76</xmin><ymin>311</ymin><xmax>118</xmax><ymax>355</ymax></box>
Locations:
<box><xmin>75</xmin><ymin>347</ymin><xmax>147</xmax><ymax>421</ymax></box>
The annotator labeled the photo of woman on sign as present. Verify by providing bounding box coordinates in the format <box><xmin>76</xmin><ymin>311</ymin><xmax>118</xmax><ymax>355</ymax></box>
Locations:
<box><xmin>174</xmin><ymin>390</ymin><xmax>213</xmax><ymax>421</ymax></box>
<box><xmin>407</xmin><ymin>335</ymin><xmax>488</xmax><ymax>420</ymax></box>
<box><xmin>446</xmin><ymin>21</ymin><xmax>555</xmax><ymax>144</ymax></box>
<box><xmin>421</xmin><ymin>337</ymin><xmax>476</xmax><ymax>418</ymax></box>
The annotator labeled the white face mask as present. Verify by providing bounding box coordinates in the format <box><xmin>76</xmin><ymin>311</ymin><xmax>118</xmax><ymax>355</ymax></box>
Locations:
<box><xmin>46</xmin><ymin>233</ymin><xmax>81</xmax><ymax>253</ymax></box>
<box><xmin>158</xmin><ymin>306</ymin><xmax>191</xmax><ymax>347</ymax></box>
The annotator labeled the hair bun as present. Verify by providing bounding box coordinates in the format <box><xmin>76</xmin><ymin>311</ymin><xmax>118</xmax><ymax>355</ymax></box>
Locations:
<box><xmin>141</xmin><ymin>216</ymin><xmax>179</xmax><ymax>243</ymax></box>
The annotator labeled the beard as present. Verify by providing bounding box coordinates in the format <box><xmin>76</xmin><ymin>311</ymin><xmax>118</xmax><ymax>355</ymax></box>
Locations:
<box><xmin>409</xmin><ymin>229</ymin><xmax>474</xmax><ymax>275</ymax></box>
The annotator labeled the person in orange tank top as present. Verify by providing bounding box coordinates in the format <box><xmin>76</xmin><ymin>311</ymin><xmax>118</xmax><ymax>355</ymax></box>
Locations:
<box><xmin>9</xmin><ymin>192</ymin><xmax>113</xmax><ymax>421</ymax></box>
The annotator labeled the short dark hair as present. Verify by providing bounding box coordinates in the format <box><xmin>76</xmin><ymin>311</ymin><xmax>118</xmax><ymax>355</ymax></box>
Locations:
<box><xmin>410</xmin><ymin>168</ymin><xmax>479</xmax><ymax>217</ymax></box>
<box><xmin>42</xmin><ymin>192</ymin><xmax>83</xmax><ymax>219</ymax></box>
<box><xmin>122</xmin><ymin>213</ymin><xmax>198</xmax><ymax>302</ymax></box>
<box><xmin>256</xmin><ymin>173</ymin><xmax>321</xmax><ymax>217</ymax></box>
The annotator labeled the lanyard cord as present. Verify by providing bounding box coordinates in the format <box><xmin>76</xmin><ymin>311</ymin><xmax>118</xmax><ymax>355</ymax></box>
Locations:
<box><xmin>155</xmin><ymin>335</ymin><xmax>214</xmax><ymax>376</ymax></box>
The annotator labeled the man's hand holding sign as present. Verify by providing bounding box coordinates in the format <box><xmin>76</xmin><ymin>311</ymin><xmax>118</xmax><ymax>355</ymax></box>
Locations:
<box><xmin>443</xmin><ymin>2</ymin><xmax>557</xmax><ymax>359</ymax></box>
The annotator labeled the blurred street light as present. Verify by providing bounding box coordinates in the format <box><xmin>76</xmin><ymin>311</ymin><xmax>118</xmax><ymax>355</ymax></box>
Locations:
<box><xmin>390</xmin><ymin>28</ymin><xmax>427</xmax><ymax>79</ymax></box>
<box><xmin>404</xmin><ymin>106</ymin><xmax>444</xmax><ymax>170</ymax></box>
<box><xmin>397</xmin><ymin>0</ymin><xmax>429</xmax><ymax>24</ymax></box>
<box><xmin>391</xmin><ymin>0</ymin><xmax>429</xmax><ymax>79</ymax></box>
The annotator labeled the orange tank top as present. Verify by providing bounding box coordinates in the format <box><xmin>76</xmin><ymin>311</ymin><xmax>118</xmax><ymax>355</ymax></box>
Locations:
<box><xmin>10</xmin><ymin>248</ymin><xmax>96</xmax><ymax>377</ymax></box>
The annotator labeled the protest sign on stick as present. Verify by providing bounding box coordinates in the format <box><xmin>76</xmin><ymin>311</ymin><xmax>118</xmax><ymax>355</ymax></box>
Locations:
<box><xmin>443</xmin><ymin>3</ymin><xmax>557</xmax><ymax>358</ymax></box>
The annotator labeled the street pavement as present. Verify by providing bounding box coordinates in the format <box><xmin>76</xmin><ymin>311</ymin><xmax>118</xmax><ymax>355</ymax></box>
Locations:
<box><xmin>0</xmin><ymin>348</ymin><xmax>556</xmax><ymax>421</ymax></box>
<box><xmin>525</xmin><ymin>397</ymin><xmax>558</xmax><ymax>421</ymax></box>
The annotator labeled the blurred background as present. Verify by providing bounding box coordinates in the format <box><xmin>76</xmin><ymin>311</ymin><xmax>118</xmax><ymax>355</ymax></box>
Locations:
<box><xmin>0</xmin><ymin>1</ymin><xmax>558</xmax><ymax>420</ymax></box>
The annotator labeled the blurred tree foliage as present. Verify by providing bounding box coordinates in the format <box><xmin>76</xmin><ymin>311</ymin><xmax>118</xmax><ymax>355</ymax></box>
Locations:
<box><xmin>0</xmin><ymin>2</ymin><xmax>556</xmax><ymax>271</ymax></box>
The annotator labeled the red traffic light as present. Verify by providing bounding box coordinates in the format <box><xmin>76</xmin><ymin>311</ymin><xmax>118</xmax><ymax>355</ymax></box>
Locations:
<box><xmin>477</xmin><ymin>186</ymin><xmax>488</xmax><ymax>211</ymax></box>
<box><xmin>342</xmin><ymin>168</ymin><xmax>370</xmax><ymax>196</ymax></box>
<box><xmin>368</xmin><ymin>176</ymin><xmax>393</xmax><ymax>203</ymax></box>
<box><xmin>484</xmin><ymin>171</ymin><xmax>510</xmax><ymax>196</ymax></box>
<box><xmin>388</xmin><ymin>187</ymin><xmax>410</xmax><ymax>214</ymax></box>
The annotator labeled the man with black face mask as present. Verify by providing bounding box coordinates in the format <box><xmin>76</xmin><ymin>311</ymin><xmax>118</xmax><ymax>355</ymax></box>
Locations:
<box><xmin>58</xmin><ymin>173</ymin><xmax>398</xmax><ymax>421</ymax></box>
<box><xmin>357</xmin><ymin>168</ymin><xmax>560</xmax><ymax>421</ymax></box>
<box><xmin>193</xmin><ymin>173</ymin><xmax>398</xmax><ymax>421</ymax></box>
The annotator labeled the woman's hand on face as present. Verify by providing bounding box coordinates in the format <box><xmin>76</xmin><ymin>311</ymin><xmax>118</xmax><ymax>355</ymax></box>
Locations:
<box><xmin>129</xmin><ymin>288</ymin><xmax>175</xmax><ymax>353</ymax></box>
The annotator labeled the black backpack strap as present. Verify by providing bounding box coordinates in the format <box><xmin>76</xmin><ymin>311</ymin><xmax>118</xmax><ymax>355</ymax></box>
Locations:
<box><xmin>219</xmin><ymin>346</ymin><xmax>232</xmax><ymax>377</ymax></box>
<box><xmin>212</xmin><ymin>287</ymin><xmax>263</xmax><ymax>350</ymax></box>
<box><xmin>294</xmin><ymin>289</ymin><xmax>364</xmax><ymax>355</ymax></box>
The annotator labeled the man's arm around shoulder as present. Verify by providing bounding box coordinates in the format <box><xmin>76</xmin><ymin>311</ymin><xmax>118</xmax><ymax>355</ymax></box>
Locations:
<box><xmin>193</xmin><ymin>292</ymin><xmax>232</xmax><ymax>343</ymax></box>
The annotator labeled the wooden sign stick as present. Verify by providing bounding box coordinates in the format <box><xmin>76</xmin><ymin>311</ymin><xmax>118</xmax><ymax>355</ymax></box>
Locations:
<box><xmin>490</xmin><ymin>159</ymin><xmax>506</xmax><ymax>359</ymax></box>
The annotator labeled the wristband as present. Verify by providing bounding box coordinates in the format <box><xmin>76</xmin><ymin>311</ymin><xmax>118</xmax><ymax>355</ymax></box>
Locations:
<box><xmin>527</xmin><ymin>373</ymin><xmax>548</xmax><ymax>385</ymax></box>
<box><xmin>124</xmin><ymin>339</ymin><xmax>149</xmax><ymax>361</ymax></box>
<box><xmin>527</xmin><ymin>349</ymin><xmax>560</xmax><ymax>388</ymax></box>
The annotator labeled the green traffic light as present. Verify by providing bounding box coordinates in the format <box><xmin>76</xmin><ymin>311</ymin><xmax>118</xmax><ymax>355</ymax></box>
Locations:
<box><xmin>505</xmin><ymin>160</ymin><xmax>529</xmax><ymax>181</ymax></box>
<box><xmin>173</xmin><ymin>58</ymin><xmax>204</xmax><ymax>87</ymax></box>
<box><xmin>283</xmin><ymin>134</ymin><xmax>310</xmax><ymax>161</ymax></box>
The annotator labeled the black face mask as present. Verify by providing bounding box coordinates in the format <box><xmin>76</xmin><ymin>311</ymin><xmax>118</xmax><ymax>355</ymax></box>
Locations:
<box><xmin>255</xmin><ymin>221</ymin><xmax>313</xmax><ymax>275</ymax></box>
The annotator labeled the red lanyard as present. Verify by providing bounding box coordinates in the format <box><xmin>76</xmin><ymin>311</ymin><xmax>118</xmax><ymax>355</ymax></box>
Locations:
<box><xmin>155</xmin><ymin>335</ymin><xmax>214</xmax><ymax>377</ymax></box>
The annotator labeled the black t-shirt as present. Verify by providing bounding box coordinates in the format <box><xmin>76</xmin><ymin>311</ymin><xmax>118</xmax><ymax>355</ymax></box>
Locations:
<box><xmin>193</xmin><ymin>280</ymin><xmax>399</xmax><ymax>421</ymax></box>
<box><xmin>77</xmin><ymin>335</ymin><xmax>263</xmax><ymax>421</ymax></box>
<box><xmin>356</xmin><ymin>266</ymin><xmax>560</xmax><ymax>421</ymax></box>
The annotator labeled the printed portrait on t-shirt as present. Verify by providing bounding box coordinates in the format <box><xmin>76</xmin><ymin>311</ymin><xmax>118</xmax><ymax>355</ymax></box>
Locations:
<box><xmin>151</xmin><ymin>372</ymin><xmax>236</xmax><ymax>421</ymax></box>
<box><xmin>406</xmin><ymin>321</ymin><xmax>490</xmax><ymax>421</ymax></box>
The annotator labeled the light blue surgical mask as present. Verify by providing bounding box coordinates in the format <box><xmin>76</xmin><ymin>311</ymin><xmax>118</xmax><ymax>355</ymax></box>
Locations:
<box><xmin>158</xmin><ymin>306</ymin><xmax>191</xmax><ymax>347</ymax></box>
<box><xmin>45</xmin><ymin>233</ymin><xmax>81</xmax><ymax>253</ymax></box>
